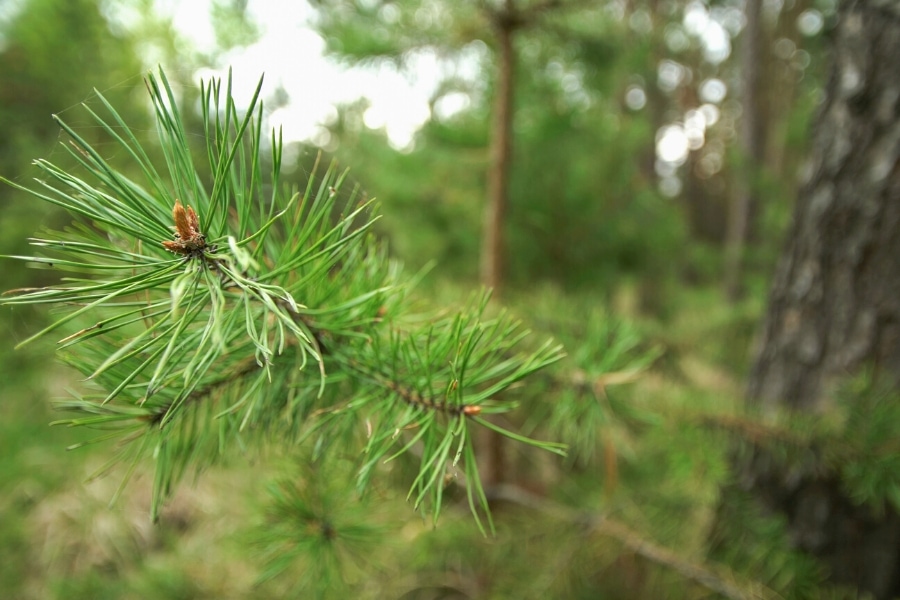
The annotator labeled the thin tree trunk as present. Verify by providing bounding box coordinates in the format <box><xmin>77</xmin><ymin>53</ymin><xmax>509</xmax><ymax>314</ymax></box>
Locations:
<box><xmin>716</xmin><ymin>1</ymin><xmax>900</xmax><ymax>596</ymax></box>
<box><xmin>724</xmin><ymin>0</ymin><xmax>764</xmax><ymax>301</ymax></box>
<box><xmin>478</xmin><ymin>1</ymin><xmax>518</xmax><ymax>490</ymax></box>
<box><xmin>480</xmin><ymin>3</ymin><xmax>515</xmax><ymax>297</ymax></box>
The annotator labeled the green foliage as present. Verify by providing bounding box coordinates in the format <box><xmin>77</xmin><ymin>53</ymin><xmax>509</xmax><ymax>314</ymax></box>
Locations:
<box><xmin>507</xmin><ymin>286</ymin><xmax>663</xmax><ymax>468</ymax></box>
<box><xmin>707</xmin><ymin>373</ymin><xmax>900</xmax><ymax>598</ymax></box>
<box><xmin>708</xmin><ymin>486</ymin><xmax>830</xmax><ymax>599</ymax></box>
<box><xmin>253</xmin><ymin>460</ymin><xmax>387</xmax><ymax>596</ymax></box>
<box><xmin>0</xmin><ymin>6</ymin><xmax>159</xmax><ymax>596</ymax></box>
<box><xmin>311</xmin><ymin>0</ymin><xmax>486</xmax><ymax>61</ymax></box>
<box><xmin>1</xmin><ymin>68</ymin><xmax>564</xmax><ymax>529</ymax></box>
<box><xmin>831</xmin><ymin>377</ymin><xmax>900</xmax><ymax>514</ymax></box>
<box><xmin>328</xmin><ymin>106</ymin><xmax>487</xmax><ymax>280</ymax></box>
<box><xmin>210</xmin><ymin>0</ymin><xmax>261</xmax><ymax>50</ymax></box>
<box><xmin>729</xmin><ymin>374</ymin><xmax>900</xmax><ymax>517</ymax></box>
<box><xmin>0</xmin><ymin>0</ymin><xmax>147</xmax><ymax>291</ymax></box>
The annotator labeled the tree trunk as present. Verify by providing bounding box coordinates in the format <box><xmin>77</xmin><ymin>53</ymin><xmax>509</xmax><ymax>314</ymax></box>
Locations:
<box><xmin>724</xmin><ymin>0</ymin><xmax>900</xmax><ymax>596</ymax></box>
<box><xmin>724</xmin><ymin>0</ymin><xmax>765</xmax><ymax>301</ymax></box>
<box><xmin>480</xmin><ymin>2</ymin><xmax>515</xmax><ymax>297</ymax></box>
<box><xmin>477</xmin><ymin>2</ymin><xmax>518</xmax><ymax>490</ymax></box>
<box><xmin>748</xmin><ymin>0</ymin><xmax>900</xmax><ymax>413</ymax></box>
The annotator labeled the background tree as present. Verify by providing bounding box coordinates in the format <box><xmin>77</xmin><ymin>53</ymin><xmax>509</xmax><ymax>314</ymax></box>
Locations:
<box><xmin>712</xmin><ymin>0</ymin><xmax>900</xmax><ymax>597</ymax></box>
<box><xmin>315</xmin><ymin>1</ymin><xmax>687</xmax><ymax>298</ymax></box>
<box><xmin>723</xmin><ymin>0</ymin><xmax>762</xmax><ymax>300</ymax></box>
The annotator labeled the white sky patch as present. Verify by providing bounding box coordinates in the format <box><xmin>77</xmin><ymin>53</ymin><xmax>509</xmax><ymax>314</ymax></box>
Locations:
<box><xmin>699</xmin><ymin>103</ymin><xmax>720</xmax><ymax>127</ymax></box>
<box><xmin>683</xmin><ymin>2</ymin><xmax>710</xmax><ymax>35</ymax></box>
<box><xmin>157</xmin><ymin>0</ymin><xmax>441</xmax><ymax>149</ymax></box>
<box><xmin>164</xmin><ymin>0</ymin><xmax>218</xmax><ymax>50</ymax></box>
<box><xmin>656</xmin><ymin>125</ymin><xmax>689</xmax><ymax>166</ymax></box>
<box><xmin>701</xmin><ymin>21</ymin><xmax>731</xmax><ymax>64</ymax></box>
<box><xmin>655</xmin><ymin>102</ymin><xmax>721</xmax><ymax>168</ymax></box>
<box><xmin>797</xmin><ymin>9</ymin><xmax>825</xmax><ymax>36</ymax></box>
<box><xmin>682</xmin><ymin>1</ymin><xmax>731</xmax><ymax>64</ymax></box>
<box><xmin>657</xmin><ymin>59</ymin><xmax>687</xmax><ymax>92</ymax></box>
<box><xmin>699</xmin><ymin>78</ymin><xmax>727</xmax><ymax>103</ymax></box>
<box><xmin>434</xmin><ymin>91</ymin><xmax>472</xmax><ymax>120</ymax></box>
<box><xmin>684</xmin><ymin>110</ymin><xmax>706</xmax><ymax>150</ymax></box>
<box><xmin>624</xmin><ymin>85</ymin><xmax>647</xmax><ymax>111</ymax></box>
<box><xmin>0</xmin><ymin>0</ymin><xmax>25</xmax><ymax>51</ymax></box>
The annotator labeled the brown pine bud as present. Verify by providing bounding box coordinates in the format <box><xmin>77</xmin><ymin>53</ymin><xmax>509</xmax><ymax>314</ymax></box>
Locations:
<box><xmin>162</xmin><ymin>200</ymin><xmax>207</xmax><ymax>256</ymax></box>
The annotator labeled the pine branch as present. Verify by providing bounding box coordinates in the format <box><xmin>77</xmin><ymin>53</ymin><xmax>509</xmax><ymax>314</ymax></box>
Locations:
<box><xmin>1</xmin><ymin>67</ymin><xmax>565</xmax><ymax>526</ymax></box>
<box><xmin>700</xmin><ymin>413</ymin><xmax>811</xmax><ymax>449</ymax></box>
<box><xmin>704</xmin><ymin>378</ymin><xmax>900</xmax><ymax>514</ymax></box>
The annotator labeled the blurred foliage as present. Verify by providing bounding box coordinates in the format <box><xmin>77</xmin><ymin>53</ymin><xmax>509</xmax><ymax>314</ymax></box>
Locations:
<box><xmin>0</xmin><ymin>1</ymin><xmax>144</xmax><ymax>596</ymax></box>
<box><xmin>210</xmin><ymin>0</ymin><xmax>261</xmax><ymax>50</ymax></box>
<box><xmin>315</xmin><ymin>0</ymin><xmax>827</xmax><ymax>301</ymax></box>
<box><xmin>319</xmin><ymin>1</ymin><xmax>687</xmax><ymax>291</ymax></box>
<box><xmin>0</xmin><ymin>0</ymin><xmax>145</xmax><ymax>291</ymax></box>
<box><xmin>252</xmin><ymin>459</ymin><xmax>390</xmax><ymax>596</ymax></box>
<box><xmin>707</xmin><ymin>373</ymin><xmax>900</xmax><ymax>599</ymax></box>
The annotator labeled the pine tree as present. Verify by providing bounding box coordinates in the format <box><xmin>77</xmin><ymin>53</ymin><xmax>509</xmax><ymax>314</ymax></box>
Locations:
<box><xmin>711</xmin><ymin>1</ymin><xmax>900</xmax><ymax>596</ymax></box>
<box><xmin>0</xmin><ymin>68</ymin><xmax>566</xmax><ymax>537</ymax></box>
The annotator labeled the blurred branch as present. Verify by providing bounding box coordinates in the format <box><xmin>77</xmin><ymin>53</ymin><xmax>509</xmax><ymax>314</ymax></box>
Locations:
<box><xmin>699</xmin><ymin>413</ymin><xmax>809</xmax><ymax>449</ymax></box>
<box><xmin>482</xmin><ymin>0</ymin><xmax>595</xmax><ymax>30</ymax></box>
<box><xmin>486</xmin><ymin>483</ymin><xmax>779</xmax><ymax>600</ymax></box>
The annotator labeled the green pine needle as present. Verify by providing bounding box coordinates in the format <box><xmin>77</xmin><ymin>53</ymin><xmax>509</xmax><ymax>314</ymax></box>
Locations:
<box><xmin>1</xmin><ymin>67</ymin><xmax>566</xmax><ymax>527</ymax></box>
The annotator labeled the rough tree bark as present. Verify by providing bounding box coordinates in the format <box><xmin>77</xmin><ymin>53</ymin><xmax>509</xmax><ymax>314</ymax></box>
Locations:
<box><xmin>748</xmin><ymin>0</ymin><xmax>900</xmax><ymax>412</ymax></box>
<box><xmin>723</xmin><ymin>0</ymin><xmax>900</xmax><ymax>596</ymax></box>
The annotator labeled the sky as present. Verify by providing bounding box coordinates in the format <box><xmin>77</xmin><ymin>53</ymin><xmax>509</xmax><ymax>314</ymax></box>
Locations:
<box><xmin>158</xmin><ymin>0</ymin><xmax>442</xmax><ymax>150</ymax></box>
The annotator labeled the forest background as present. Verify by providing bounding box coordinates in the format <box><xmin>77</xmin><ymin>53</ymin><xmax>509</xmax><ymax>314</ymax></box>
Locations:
<box><xmin>2</xmin><ymin>0</ymin><xmax>890</xmax><ymax>599</ymax></box>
